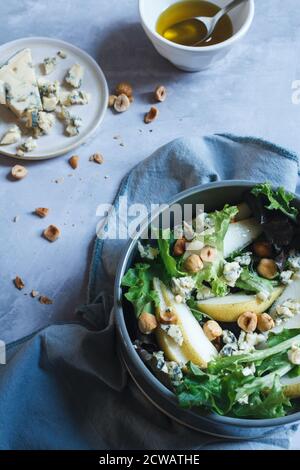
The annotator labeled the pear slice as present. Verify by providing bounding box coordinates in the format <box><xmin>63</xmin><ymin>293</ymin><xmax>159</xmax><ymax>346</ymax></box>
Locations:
<box><xmin>282</xmin><ymin>376</ymin><xmax>300</xmax><ymax>399</ymax></box>
<box><xmin>197</xmin><ymin>288</ymin><xmax>284</xmax><ymax>323</ymax></box>
<box><xmin>153</xmin><ymin>278</ymin><xmax>218</xmax><ymax>368</ymax></box>
<box><xmin>223</xmin><ymin>218</ymin><xmax>262</xmax><ymax>258</ymax></box>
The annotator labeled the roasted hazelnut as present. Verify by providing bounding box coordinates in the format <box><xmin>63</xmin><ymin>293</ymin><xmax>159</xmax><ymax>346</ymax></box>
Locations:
<box><xmin>138</xmin><ymin>312</ymin><xmax>158</xmax><ymax>334</ymax></box>
<box><xmin>69</xmin><ymin>155</ymin><xmax>79</xmax><ymax>169</ymax></box>
<box><xmin>155</xmin><ymin>85</ymin><xmax>167</xmax><ymax>102</ymax></box>
<box><xmin>14</xmin><ymin>276</ymin><xmax>25</xmax><ymax>290</ymax></box>
<box><xmin>43</xmin><ymin>225</ymin><xmax>61</xmax><ymax>242</ymax></box>
<box><xmin>159</xmin><ymin>308</ymin><xmax>177</xmax><ymax>324</ymax></box>
<box><xmin>144</xmin><ymin>106</ymin><xmax>159</xmax><ymax>124</ymax></box>
<box><xmin>114</xmin><ymin>94</ymin><xmax>130</xmax><ymax>113</ymax></box>
<box><xmin>108</xmin><ymin>95</ymin><xmax>117</xmax><ymax>107</ymax></box>
<box><xmin>11</xmin><ymin>165</ymin><xmax>28</xmax><ymax>180</ymax></box>
<box><xmin>253</xmin><ymin>241</ymin><xmax>273</xmax><ymax>258</ymax></box>
<box><xmin>35</xmin><ymin>207</ymin><xmax>49</xmax><ymax>218</ymax></box>
<box><xmin>115</xmin><ymin>82</ymin><xmax>133</xmax><ymax>98</ymax></box>
<box><xmin>257</xmin><ymin>313</ymin><xmax>275</xmax><ymax>332</ymax></box>
<box><xmin>237</xmin><ymin>311</ymin><xmax>258</xmax><ymax>333</ymax></box>
<box><xmin>257</xmin><ymin>258</ymin><xmax>278</xmax><ymax>279</ymax></box>
<box><xmin>184</xmin><ymin>254</ymin><xmax>203</xmax><ymax>273</ymax></box>
<box><xmin>90</xmin><ymin>153</ymin><xmax>104</xmax><ymax>164</ymax></box>
<box><xmin>203</xmin><ymin>320</ymin><xmax>222</xmax><ymax>341</ymax></box>
<box><xmin>200</xmin><ymin>246</ymin><xmax>217</xmax><ymax>263</ymax></box>
<box><xmin>173</xmin><ymin>238</ymin><xmax>186</xmax><ymax>256</ymax></box>
<box><xmin>39</xmin><ymin>296</ymin><xmax>53</xmax><ymax>305</ymax></box>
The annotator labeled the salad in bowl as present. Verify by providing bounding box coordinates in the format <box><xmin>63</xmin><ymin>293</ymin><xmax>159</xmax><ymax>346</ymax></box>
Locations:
<box><xmin>121</xmin><ymin>183</ymin><xmax>300</xmax><ymax>420</ymax></box>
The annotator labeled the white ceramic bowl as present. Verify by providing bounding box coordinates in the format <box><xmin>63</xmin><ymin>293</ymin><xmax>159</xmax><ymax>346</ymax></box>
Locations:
<box><xmin>139</xmin><ymin>0</ymin><xmax>255</xmax><ymax>72</ymax></box>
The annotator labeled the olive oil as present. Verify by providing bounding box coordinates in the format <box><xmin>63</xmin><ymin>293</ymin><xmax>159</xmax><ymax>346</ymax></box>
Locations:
<box><xmin>156</xmin><ymin>1</ymin><xmax>233</xmax><ymax>47</ymax></box>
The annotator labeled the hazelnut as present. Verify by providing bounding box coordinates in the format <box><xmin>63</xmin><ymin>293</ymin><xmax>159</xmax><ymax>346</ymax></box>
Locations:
<box><xmin>184</xmin><ymin>254</ymin><xmax>203</xmax><ymax>273</ymax></box>
<box><xmin>257</xmin><ymin>313</ymin><xmax>275</xmax><ymax>332</ymax></box>
<box><xmin>253</xmin><ymin>241</ymin><xmax>273</xmax><ymax>258</ymax></box>
<box><xmin>238</xmin><ymin>311</ymin><xmax>258</xmax><ymax>333</ymax></box>
<box><xmin>43</xmin><ymin>225</ymin><xmax>61</xmax><ymax>242</ymax></box>
<box><xmin>115</xmin><ymin>82</ymin><xmax>133</xmax><ymax>98</ymax></box>
<box><xmin>11</xmin><ymin>165</ymin><xmax>28</xmax><ymax>180</ymax></box>
<box><xmin>173</xmin><ymin>238</ymin><xmax>186</xmax><ymax>256</ymax></box>
<box><xmin>155</xmin><ymin>85</ymin><xmax>167</xmax><ymax>102</ymax></box>
<box><xmin>39</xmin><ymin>296</ymin><xmax>53</xmax><ymax>305</ymax></box>
<box><xmin>14</xmin><ymin>276</ymin><xmax>25</xmax><ymax>290</ymax></box>
<box><xmin>114</xmin><ymin>94</ymin><xmax>130</xmax><ymax>113</ymax></box>
<box><xmin>257</xmin><ymin>258</ymin><xmax>278</xmax><ymax>279</ymax></box>
<box><xmin>203</xmin><ymin>320</ymin><xmax>222</xmax><ymax>341</ymax></box>
<box><xmin>31</xmin><ymin>290</ymin><xmax>39</xmax><ymax>298</ymax></box>
<box><xmin>90</xmin><ymin>153</ymin><xmax>104</xmax><ymax>164</ymax></box>
<box><xmin>200</xmin><ymin>246</ymin><xmax>217</xmax><ymax>263</ymax></box>
<box><xmin>138</xmin><ymin>311</ymin><xmax>158</xmax><ymax>334</ymax></box>
<box><xmin>69</xmin><ymin>155</ymin><xmax>79</xmax><ymax>169</ymax></box>
<box><xmin>108</xmin><ymin>95</ymin><xmax>117</xmax><ymax>107</ymax></box>
<box><xmin>144</xmin><ymin>106</ymin><xmax>159</xmax><ymax>124</ymax></box>
<box><xmin>35</xmin><ymin>207</ymin><xmax>49</xmax><ymax>218</ymax></box>
<box><xmin>159</xmin><ymin>308</ymin><xmax>177</xmax><ymax>324</ymax></box>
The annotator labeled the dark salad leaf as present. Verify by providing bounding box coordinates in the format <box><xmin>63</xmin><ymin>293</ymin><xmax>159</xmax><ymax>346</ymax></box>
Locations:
<box><xmin>245</xmin><ymin>184</ymin><xmax>299</xmax><ymax>250</ymax></box>
<box><xmin>251</xmin><ymin>183</ymin><xmax>298</xmax><ymax>222</ymax></box>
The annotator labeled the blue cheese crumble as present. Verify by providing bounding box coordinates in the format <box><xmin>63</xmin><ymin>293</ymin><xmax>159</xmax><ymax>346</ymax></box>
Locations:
<box><xmin>160</xmin><ymin>324</ymin><xmax>184</xmax><ymax>346</ymax></box>
<box><xmin>223</xmin><ymin>261</ymin><xmax>242</xmax><ymax>287</ymax></box>
<box><xmin>65</xmin><ymin>64</ymin><xmax>84</xmax><ymax>88</ymax></box>
<box><xmin>171</xmin><ymin>276</ymin><xmax>196</xmax><ymax>300</ymax></box>
<box><xmin>137</xmin><ymin>241</ymin><xmax>159</xmax><ymax>260</ymax></box>
<box><xmin>0</xmin><ymin>125</ymin><xmax>21</xmax><ymax>145</ymax></box>
<box><xmin>43</xmin><ymin>57</ymin><xmax>57</xmax><ymax>75</ymax></box>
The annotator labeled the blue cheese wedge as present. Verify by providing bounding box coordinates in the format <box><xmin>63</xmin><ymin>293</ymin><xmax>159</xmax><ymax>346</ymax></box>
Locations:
<box><xmin>17</xmin><ymin>136</ymin><xmax>37</xmax><ymax>155</ymax></box>
<box><xmin>59</xmin><ymin>90</ymin><xmax>90</xmax><ymax>106</ymax></box>
<box><xmin>43</xmin><ymin>57</ymin><xmax>57</xmax><ymax>75</ymax></box>
<box><xmin>65</xmin><ymin>64</ymin><xmax>84</xmax><ymax>88</ymax></box>
<box><xmin>0</xmin><ymin>48</ymin><xmax>42</xmax><ymax>118</ymax></box>
<box><xmin>0</xmin><ymin>125</ymin><xmax>21</xmax><ymax>145</ymax></box>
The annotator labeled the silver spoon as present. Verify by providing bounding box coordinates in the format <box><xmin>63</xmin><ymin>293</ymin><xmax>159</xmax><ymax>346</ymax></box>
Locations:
<box><xmin>177</xmin><ymin>0</ymin><xmax>247</xmax><ymax>46</ymax></box>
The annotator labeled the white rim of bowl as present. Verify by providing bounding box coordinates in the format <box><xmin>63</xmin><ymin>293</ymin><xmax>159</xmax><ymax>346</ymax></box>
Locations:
<box><xmin>138</xmin><ymin>0</ymin><xmax>255</xmax><ymax>52</ymax></box>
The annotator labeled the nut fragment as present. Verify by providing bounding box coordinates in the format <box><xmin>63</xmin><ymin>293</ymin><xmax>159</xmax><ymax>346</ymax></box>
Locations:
<box><xmin>257</xmin><ymin>313</ymin><xmax>275</xmax><ymax>332</ymax></box>
<box><xmin>238</xmin><ymin>311</ymin><xmax>258</xmax><ymax>333</ymax></box>
<box><xmin>14</xmin><ymin>276</ymin><xmax>25</xmax><ymax>290</ymax></box>
<box><xmin>203</xmin><ymin>320</ymin><xmax>223</xmax><ymax>342</ymax></box>
<box><xmin>173</xmin><ymin>238</ymin><xmax>186</xmax><ymax>256</ymax></box>
<box><xmin>159</xmin><ymin>308</ymin><xmax>177</xmax><ymax>324</ymax></box>
<box><xmin>31</xmin><ymin>290</ymin><xmax>39</xmax><ymax>298</ymax></box>
<box><xmin>155</xmin><ymin>85</ymin><xmax>167</xmax><ymax>102</ymax></box>
<box><xmin>138</xmin><ymin>311</ymin><xmax>158</xmax><ymax>334</ymax></box>
<box><xmin>35</xmin><ymin>207</ymin><xmax>49</xmax><ymax>218</ymax></box>
<box><xmin>11</xmin><ymin>165</ymin><xmax>28</xmax><ymax>180</ymax></box>
<box><xmin>43</xmin><ymin>224</ymin><xmax>61</xmax><ymax>242</ymax></box>
<box><xmin>253</xmin><ymin>241</ymin><xmax>273</xmax><ymax>258</ymax></box>
<box><xmin>115</xmin><ymin>82</ymin><xmax>133</xmax><ymax>98</ymax></box>
<box><xmin>144</xmin><ymin>106</ymin><xmax>159</xmax><ymax>124</ymax></box>
<box><xmin>257</xmin><ymin>258</ymin><xmax>278</xmax><ymax>279</ymax></box>
<box><xmin>39</xmin><ymin>296</ymin><xmax>53</xmax><ymax>305</ymax></box>
<box><xmin>184</xmin><ymin>254</ymin><xmax>203</xmax><ymax>273</ymax></box>
<box><xmin>114</xmin><ymin>93</ymin><xmax>130</xmax><ymax>113</ymax></box>
<box><xmin>90</xmin><ymin>153</ymin><xmax>104</xmax><ymax>164</ymax></box>
<box><xmin>200</xmin><ymin>246</ymin><xmax>217</xmax><ymax>263</ymax></box>
<box><xmin>69</xmin><ymin>155</ymin><xmax>79</xmax><ymax>169</ymax></box>
<box><xmin>108</xmin><ymin>95</ymin><xmax>117</xmax><ymax>107</ymax></box>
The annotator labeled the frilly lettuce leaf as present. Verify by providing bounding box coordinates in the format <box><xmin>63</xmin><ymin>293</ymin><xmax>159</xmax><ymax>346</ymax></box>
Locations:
<box><xmin>251</xmin><ymin>183</ymin><xmax>298</xmax><ymax>222</ymax></box>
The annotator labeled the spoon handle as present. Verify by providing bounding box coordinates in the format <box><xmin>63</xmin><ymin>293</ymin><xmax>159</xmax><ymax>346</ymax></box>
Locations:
<box><xmin>216</xmin><ymin>0</ymin><xmax>247</xmax><ymax>23</ymax></box>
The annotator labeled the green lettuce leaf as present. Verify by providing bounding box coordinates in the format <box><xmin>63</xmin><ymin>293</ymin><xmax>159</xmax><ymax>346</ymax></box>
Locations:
<box><xmin>235</xmin><ymin>267</ymin><xmax>277</xmax><ymax>294</ymax></box>
<box><xmin>205</xmin><ymin>204</ymin><xmax>239</xmax><ymax>251</ymax></box>
<box><xmin>156</xmin><ymin>229</ymin><xmax>185</xmax><ymax>278</ymax></box>
<box><xmin>251</xmin><ymin>183</ymin><xmax>298</xmax><ymax>222</ymax></box>
<box><xmin>121</xmin><ymin>263</ymin><xmax>159</xmax><ymax>318</ymax></box>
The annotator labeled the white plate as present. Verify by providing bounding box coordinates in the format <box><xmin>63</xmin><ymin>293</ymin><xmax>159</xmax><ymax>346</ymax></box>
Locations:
<box><xmin>0</xmin><ymin>37</ymin><xmax>109</xmax><ymax>160</ymax></box>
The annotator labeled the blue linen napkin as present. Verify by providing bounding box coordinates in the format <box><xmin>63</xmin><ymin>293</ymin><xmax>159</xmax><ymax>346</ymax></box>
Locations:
<box><xmin>0</xmin><ymin>134</ymin><xmax>299</xmax><ymax>450</ymax></box>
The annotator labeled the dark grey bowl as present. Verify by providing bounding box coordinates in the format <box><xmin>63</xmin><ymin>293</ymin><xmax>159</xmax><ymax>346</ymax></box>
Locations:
<box><xmin>114</xmin><ymin>180</ymin><xmax>300</xmax><ymax>439</ymax></box>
